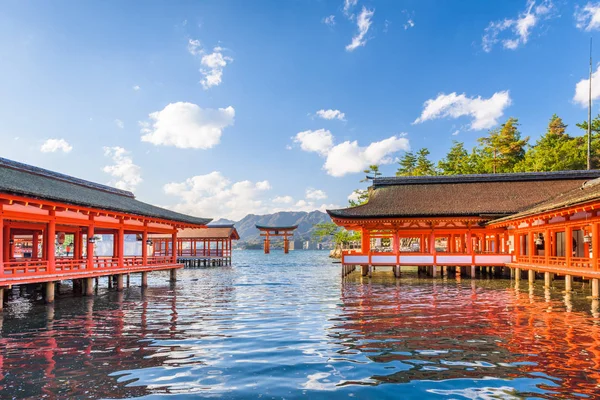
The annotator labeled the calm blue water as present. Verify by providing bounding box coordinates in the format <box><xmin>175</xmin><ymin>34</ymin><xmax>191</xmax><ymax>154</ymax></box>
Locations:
<box><xmin>1</xmin><ymin>250</ymin><xmax>600</xmax><ymax>399</ymax></box>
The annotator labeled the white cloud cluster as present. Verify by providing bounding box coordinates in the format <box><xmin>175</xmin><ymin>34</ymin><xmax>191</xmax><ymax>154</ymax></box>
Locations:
<box><xmin>346</xmin><ymin>7</ymin><xmax>375</xmax><ymax>51</ymax></box>
<box><xmin>40</xmin><ymin>139</ymin><xmax>73</xmax><ymax>153</ymax></box>
<box><xmin>132</xmin><ymin>85</ymin><xmax>140</xmax><ymax>91</ymax></box>
<box><xmin>343</xmin><ymin>0</ymin><xmax>358</xmax><ymax>16</ymax></box>
<box><xmin>573</xmin><ymin>64</ymin><xmax>600</xmax><ymax>106</ymax></box>
<box><xmin>164</xmin><ymin>172</ymin><xmax>271</xmax><ymax>221</ymax></box>
<box><xmin>575</xmin><ymin>2</ymin><xmax>600</xmax><ymax>31</ymax></box>
<box><xmin>187</xmin><ymin>39</ymin><xmax>233</xmax><ymax>89</ymax></box>
<box><xmin>163</xmin><ymin>173</ymin><xmax>335</xmax><ymax>220</ymax></box>
<box><xmin>316</xmin><ymin>109</ymin><xmax>346</xmax><ymax>121</ymax></box>
<box><xmin>323</xmin><ymin>15</ymin><xmax>336</xmax><ymax>26</ymax></box>
<box><xmin>294</xmin><ymin>130</ymin><xmax>409</xmax><ymax>177</ymax></box>
<box><xmin>102</xmin><ymin>146</ymin><xmax>142</xmax><ymax>192</ymax></box>
<box><xmin>200</xmin><ymin>48</ymin><xmax>233</xmax><ymax>89</ymax></box>
<box><xmin>413</xmin><ymin>91</ymin><xmax>512</xmax><ymax>130</ymax></box>
<box><xmin>140</xmin><ymin>102</ymin><xmax>235</xmax><ymax>149</ymax></box>
<box><xmin>306</xmin><ymin>188</ymin><xmax>327</xmax><ymax>200</ymax></box>
<box><xmin>114</xmin><ymin>119</ymin><xmax>124</xmax><ymax>129</ymax></box>
<box><xmin>482</xmin><ymin>0</ymin><xmax>556</xmax><ymax>52</ymax></box>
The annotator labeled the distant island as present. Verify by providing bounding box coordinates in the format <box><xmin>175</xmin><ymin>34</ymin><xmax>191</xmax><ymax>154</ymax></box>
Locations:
<box><xmin>210</xmin><ymin>211</ymin><xmax>333</xmax><ymax>250</ymax></box>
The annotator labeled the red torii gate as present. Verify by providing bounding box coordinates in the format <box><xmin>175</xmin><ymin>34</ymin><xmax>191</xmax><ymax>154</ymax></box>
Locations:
<box><xmin>256</xmin><ymin>225</ymin><xmax>297</xmax><ymax>254</ymax></box>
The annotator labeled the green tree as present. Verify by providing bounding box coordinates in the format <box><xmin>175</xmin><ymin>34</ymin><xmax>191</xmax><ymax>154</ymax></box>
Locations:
<box><xmin>516</xmin><ymin>114</ymin><xmax>586</xmax><ymax>172</ymax></box>
<box><xmin>576</xmin><ymin>114</ymin><xmax>600</xmax><ymax>169</ymax></box>
<box><xmin>477</xmin><ymin>117</ymin><xmax>529</xmax><ymax>173</ymax></box>
<box><xmin>349</xmin><ymin>165</ymin><xmax>380</xmax><ymax>207</ymax></box>
<box><xmin>413</xmin><ymin>148</ymin><xmax>437</xmax><ymax>176</ymax></box>
<box><xmin>312</xmin><ymin>222</ymin><xmax>360</xmax><ymax>252</ymax></box>
<box><xmin>438</xmin><ymin>141</ymin><xmax>475</xmax><ymax>175</ymax></box>
<box><xmin>396</xmin><ymin>152</ymin><xmax>417</xmax><ymax>176</ymax></box>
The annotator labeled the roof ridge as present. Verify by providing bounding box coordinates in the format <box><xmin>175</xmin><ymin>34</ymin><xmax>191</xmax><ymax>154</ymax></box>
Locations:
<box><xmin>373</xmin><ymin>170</ymin><xmax>600</xmax><ymax>187</ymax></box>
<box><xmin>0</xmin><ymin>157</ymin><xmax>135</xmax><ymax>198</ymax></box>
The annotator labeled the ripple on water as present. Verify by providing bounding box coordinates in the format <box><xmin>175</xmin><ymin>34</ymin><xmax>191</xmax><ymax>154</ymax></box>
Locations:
<box><xmin>1</xmin><ymin>251</ymin><xmax>600</xmax><ymax>398</ymax></box>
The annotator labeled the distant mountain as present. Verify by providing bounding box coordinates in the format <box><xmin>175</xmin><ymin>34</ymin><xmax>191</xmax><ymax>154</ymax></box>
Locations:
<box><xmin>209</xmin><ymin>218</ymin><xmax>236</xmax><ymax>225</ymax></box>
<box><xmin>214</xmin><ymin>211</ymin><xmax>332</xmax><ymax>246</ymax></box>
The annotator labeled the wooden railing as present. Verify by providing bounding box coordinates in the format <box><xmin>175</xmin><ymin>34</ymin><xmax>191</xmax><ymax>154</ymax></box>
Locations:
<box><xmin>55</xmin><ymin>258</ymin><xmax>87</xmax><ymax>272</ymax></box>
<box><xmin>156</xmin><ymin>249</ymin><xmax>229</xmax><ymax>257</ymax></box>
<box><xmin>3</xmin><ymin>260</ymin><xmax>49</xmax><ymax>276</ymax></box>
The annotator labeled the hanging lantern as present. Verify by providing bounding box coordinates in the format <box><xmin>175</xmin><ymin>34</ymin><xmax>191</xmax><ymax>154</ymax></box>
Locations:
<box><xmin>57</xmin><ymin>232</ymin><xmax>65</xmax><ymax>245</ymax></box>
<box><xmin>146</xmin><ymin>239</ymin><xmax>153</xmax><ymax>246</ymax></box>
<box><xmin>584</xmin><ymin>233</ymin><xmax>593</xmax><ymax>244</ymax></box>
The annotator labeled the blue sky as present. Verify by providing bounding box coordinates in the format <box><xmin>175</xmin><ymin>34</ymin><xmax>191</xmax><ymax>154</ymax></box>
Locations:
<box><xmin>1</xmin><ymin>0</ymin><xmax>600</xmax><ymax>220</ymax></box>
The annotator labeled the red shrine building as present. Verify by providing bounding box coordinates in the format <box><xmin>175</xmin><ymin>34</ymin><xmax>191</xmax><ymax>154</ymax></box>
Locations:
<box><xmin>151</xmin><ymin>225</ymin><xmax>239</xmax><ymax>266</ymax></box>
<box><xmin>328</xmin><ymin>170</ymin><xmax>600</xmax><ymax>292</ymax></box>
<box><xmin>0</xmin><ymin>157</ymin><xmax>211</xmax><ymax>309</ymax></box>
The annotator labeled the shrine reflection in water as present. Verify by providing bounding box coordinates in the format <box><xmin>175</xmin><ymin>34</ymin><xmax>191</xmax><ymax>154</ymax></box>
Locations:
<box><xmin>0</xmin><ymin>251</ymin><xmax>600</xmax><ymax>399</ymax></box>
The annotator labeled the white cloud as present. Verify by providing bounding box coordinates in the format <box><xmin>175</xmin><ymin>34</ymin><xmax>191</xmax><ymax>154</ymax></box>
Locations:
<box><xmin>294</xmin><ymin>130</ymin><xmax>410</xmax><ymax>177</ymax></box>
<box><xmin>316</xmin><ymin>109</ymin><xmax>346</xmax><ymax>121</ymax></box>
<box><xmin>343</xmin><ymin>0</ymin><xmax>358</xmax><ymax>16</ymax></box>
<box><xmin>114</xmin><ymin>119</ymin><xmax>124</xmax><ymax>129</ymax></box>
<box><xmin>324</xmin><ymin>136</ymin><xmax>409</xmax><ymax>177</ymax></box>
<box><xmin>482</xmin><ymin>0</ymin><xmax>556</xmax><ymax>52</ymax></box>
<box><xmin>294</xmin><ymin>129</ymin><xmax>334</xmax><ymax>156</ymax></box>
<box><xmin>452</xmin><ymin>129</ymin><xmax>460</xmax><ymax>136</ymax></box>
<box><xmin>273</xmin><ymin>195</ymin><xmax>294</xmax><ymax>204</ymax></box>
<box><xmin>413</xmin><ymin>91</ymin><xmax>512</xmax><ymax>130</ymax></box>
<box><xmin>574</xmin><ymin>64</ymin><xmax>600</xmax><ymax>106</ymax></box>
<box><xmin>164</xmin><ymin>172</ymin><xmax>273</xmax><ymax>221</ymax></box>
<box><xmin>348</xmin><ymin>191</ymin><xmax>361</xmax><ymax>203</ymax></box>
<box><xmin>323</xmin><ymin>15</ymin><xmax>336</xmax><ymax>26</ymax></box>
<box><xmin>346</xmin><ymin>7</ymin><xmax>375</xmax><ymax>51</ymax></box>
<box><xmin>404</xmin><ymin>19</ymin><xmax>415</xmax><ymax>30</ymax></box>
<box><xmin>575</xmin><ymin>3</ymin><xmax>600</xmax><ymax>31</ymax></box>
<box><xmin>40</xmin><ymin>139</ymin><xmax>72</xmax><ymax>153</ymax></box>
<box><xmin>102</xmin><ymin>147</ymin><xmax>142</xmax><ymax>192</ymax></box>
<box><xmin>132</xmin><ymin>85</ymin><xmax>140</xmax><ymax>91</ymax></box>
<box><xmin>187</xmin><ymin>39</ymin><xmax>232</xmax><ymax>89</ymax></box>
<box><xmin>140</xmin><ymin>102</ymin><xmax>235</xmax><ymax>149</ymax></box>
<box><xmin>306</xmin><ymin>188</ymin><xmax>327</xmax><ymax>200</ymax></box>
<box><xmin>187</xmin><ymin>39</ymin><xmax>202</xmax><ymax>56</ymax></box>
<box><xmin>200</xmin><ymin>48</ymin><xmax>233</xmax><ymax>89</ymax></box>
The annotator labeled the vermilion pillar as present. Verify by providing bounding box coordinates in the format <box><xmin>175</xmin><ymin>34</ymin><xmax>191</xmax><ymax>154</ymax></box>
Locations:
<box><xmin>565</xmin><ymin>226</ymin><xmax>573</xmax><ymax>268</ymax></box>
<box><xmin>118</xmin><ymin>223</ymin><xmax>125</xmax><ymax>267</ymax></box>
<box><xmin>361</xmin><ymin>229</ymin><xmax>370</xmax><ymax>254</ymax></box>
<box><xmin>142</xmin><ymin>229</ymin><xmax>148</xmax><ymax>265</ymax></box>
<box><xmin>593</xmin><ymin>222</ymin><xmax>599</xmax><ymax>271</ymax></box>
<box><xmin>47</xmin><ymin>212</ymin><xmax>56</xmax><ymax>273</ymax></box>
<box><xmin>32</xmin><ymin>232</ymin><xmax>39</xmax><ymax>259</ymax></box>
<box><xmin>87</xmin><ymin>220</ymin><xmax>95</xmax><ymax>270</ymax></box>
<box><xmin>0</xmin><ymin>216</ymin><xmax>4</xmax><ymax>275</ymax></box>
<box><xmin>171</xmin><ymin>231</ymin><xmax>178</xmax><ymax>263</ymax></box>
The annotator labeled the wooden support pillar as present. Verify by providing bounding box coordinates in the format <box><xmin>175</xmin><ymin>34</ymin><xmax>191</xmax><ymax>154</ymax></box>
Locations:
<box><xmin>264</xmin><ymin>237</ymin><xmax>270</xmax><ymax>254</ymax></box>
<box><xmin>361</xmin><ymin>265</ymin><xmax>368</xmax><ymax>276</ymax></box>
<box><xmin>85</xmin><ymin>277</ymin><xmax>93</xmax><ymax>296</ymax></box>
<box><xmin>544</xmin><ymin>272</ymin><xmax>551</xmax><ymax>288</ymax></box>
<box><xmin>141</xmin><ymin>271</ymin><xmax>148</xmax><ymax>287</ymax></box>
<box><xmin>515</xmin><ymin>267</ymin><xmax>521</xmax><ymax>281</ymax></box>
<box><xmin>528</xmin><ymin>269</ymin><xmax>535</xmax><ymax>284</ymax></box>
<box><xmin>593</xmin><ymin>279</ymin><xmax>600</xmax><ymax>299</ymax></box>
<box><xmin>368</xmin><ymin>265</ymin><xmax>373</xmax><ymax>278</ymax></box>
<box><xmin>565</xmin><ymin>275</ymin><xmax>573</xmax><ymax>292</ymax></box>
<box><xmin>45</xmin><ymin>281</ymin><xmax>55</xmax><ymax>303</ymax></box>
<box><xmin>170</xmin><ymin>268</ymin><xmax>177</xmax><ymax>282</ymax></box>
<box><xmin>126</xmin><ymin>274</ymin><xmax>130</xmax><ymax>287</ymax></box>
<box><xmin>394</xmin><ymin>265</ymin><xmax>401</xmax><ymax>278</ymax></box>
<box><xmin>116</xmin><ymin>274</ymin><xmax>124</xmax><ymax>291</ymax></box>
<box><xmin>284</xmin><ymin>238</ymin><xmax>289</xmax><ymax>254</ymax></box>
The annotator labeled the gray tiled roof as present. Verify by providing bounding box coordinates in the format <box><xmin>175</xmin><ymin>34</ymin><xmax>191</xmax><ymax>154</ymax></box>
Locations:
<box><xmin>328</xmin><ymin>170</ymin><xmax>600</xmax><ymax>220</ymax></box>
<box><xmin>0</xmin><ymin>157</ymin><xmax>211</xmax><ymax>226</ymax></box>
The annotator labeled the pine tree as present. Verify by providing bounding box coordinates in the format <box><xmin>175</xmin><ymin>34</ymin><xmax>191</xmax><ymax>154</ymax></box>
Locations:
<box><xmin>478</xmin><ymin>117</ymin><xmax>529</xmax><ymax>173</ymax></box>
<box><xmin>396</xmin><ymin>152</ymin><xmax>417</xmax><ymax>176</ymax></box>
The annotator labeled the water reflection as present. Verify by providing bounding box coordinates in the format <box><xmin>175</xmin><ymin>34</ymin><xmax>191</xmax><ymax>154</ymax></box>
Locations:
<box><xmin>0</xmin><ymin>253</ymin><xmax>599</xmax><ymax>398</ymax></box>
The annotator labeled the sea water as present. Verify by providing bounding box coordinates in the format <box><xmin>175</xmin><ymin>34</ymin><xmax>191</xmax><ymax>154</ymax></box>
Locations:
<box><xmin>0</xmin><ymin>250</ymin><xmax>599</xmax><ymax>399</ymax></box>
